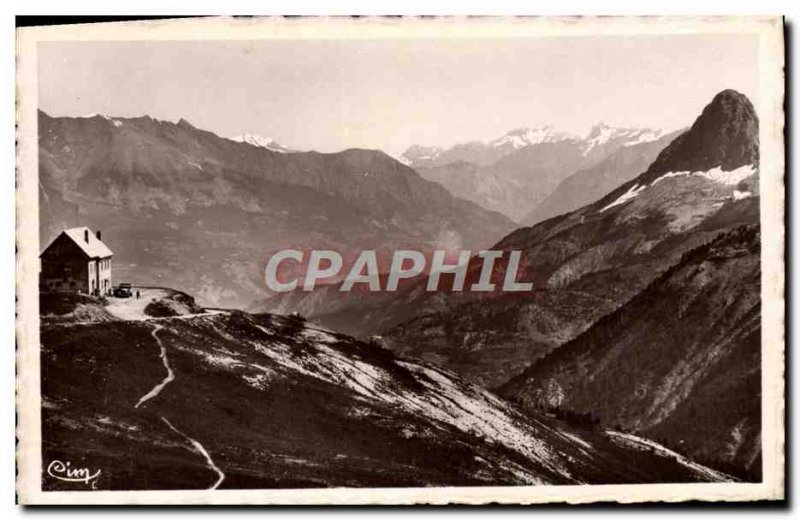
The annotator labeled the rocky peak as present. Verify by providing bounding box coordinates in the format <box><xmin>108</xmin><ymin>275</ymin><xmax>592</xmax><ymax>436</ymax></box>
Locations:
<box><xmin>641</xmin><ymin>89</ymin><xmax>758</xmax><ymax>183</ymax></box>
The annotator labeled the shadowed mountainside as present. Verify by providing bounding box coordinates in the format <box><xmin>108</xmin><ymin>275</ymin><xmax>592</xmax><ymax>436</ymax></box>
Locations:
<box><xmin>500</xmin><ymin>225</ymin><xmax>762</xmax><ymax>480</ymax></box>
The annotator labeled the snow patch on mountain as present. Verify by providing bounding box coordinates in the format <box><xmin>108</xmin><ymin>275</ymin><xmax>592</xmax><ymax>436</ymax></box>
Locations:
<box><xmin>403</xmin><ymin>146</ymin><xmax>444</xmax><ymax>163</ymax></box>
<box><xmin>489</xmin><ymin>126</ymin><xmax>577</xmax><ymax>150</ymax></box>
<box><xmin>624</xmin><ymin>128</ymin><xmax>666</xmax><ymax>146</ymax></box>
<box><xmin>697</xmin><ymin>164</ymin><xmax>757</xmax><ymax>185</ymax></box>
<box><xmin>582</xmin><ymin>123</ymin><xmax>617</xmax><ymax>153</ymax></box>
<box><xmin>78</xmin><ymin>113</ymin><xmax>123</xmax><ymax>127</ymax></box>
<box><xmin>187</xmin><ymin>159</ymin><xmax>203</xmax><ymax>171</ymax></box>
<box><xmin>583</xmin><ymin>124</ymin><xmax>666</xmax><ymax>155</ymax></box>
<box><xmin>651</xmin><ymin>164</ymin><xmax>757</xmax><ymax>187</ymax></box>
<box><xmin>602</xmin><ymin>164</ymin><xmax>757</xmax><ymax>213</ymax></box>
<box><xmin>230</xmin><ymin>133</ymin><xmax>296</xmax><ymax>153</ymax></box>
<box><xmin>599</xmin><ymin>183</ymin><xmax>647</xmax><ymax>213</ymax></box>
<box><xmin>395</xmin><ymin>155</ymin><xmax>413</xmax><ymax>166</ymax></box>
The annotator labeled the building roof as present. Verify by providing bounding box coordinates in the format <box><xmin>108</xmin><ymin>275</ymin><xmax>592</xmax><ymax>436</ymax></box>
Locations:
<box><xmin>56</xmin><ymin>227</ymin><xmax>114</xmax><ymax>258</ymax></box>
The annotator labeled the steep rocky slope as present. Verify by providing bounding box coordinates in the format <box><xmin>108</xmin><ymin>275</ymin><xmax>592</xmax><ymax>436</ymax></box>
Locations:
<box><xmin>39</xmin><ymin>111</ymin><xmax>513</xmax><ymax>308</ymax></box>
<box><xmin>500</xmin><ymin>225</ymin><xmax>762</xmax><ymax>480</ymax></box>
<box><xmin>41</xmin><ymin>309</ymin><xmax>731</xmax><ymax>490</ymax></box>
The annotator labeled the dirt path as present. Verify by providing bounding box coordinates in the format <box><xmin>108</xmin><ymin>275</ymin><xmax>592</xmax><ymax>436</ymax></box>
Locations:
<box><xmin>134</xmin><ymin>322</ymin><xmax>226</xmax><ymax>489</ymax></box>
<box><xmin>134</xmin><ymin>323</ymin><xmax>174</xmax><ymax>409</ymax></box>
<box><xmin>160</xmin><ymin>416</ymin><xmax>226</xmax><ymax>490</ymax></box>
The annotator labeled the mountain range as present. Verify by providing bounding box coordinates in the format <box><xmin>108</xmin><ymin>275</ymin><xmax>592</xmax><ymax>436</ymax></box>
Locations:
<box><xmin>38</xmin><ymin>111</ymin><xmax>513</xmax><ymax>308</ymax></box>
<box><xmin>521</xmin><ymin>129</ymin><xmax>684</xmax><ymax>225</ymax></box>
<box><xmin>39</xmin><ymin>88</ymin><xmax>763</xmax><ymax>482</ymax></box>
<box><xmin>393</xmin><ymin>89</ymin><xmax>760</xmax><ymax>477</ymax></box>
<box><xmin>255</xmin><ymin>90</ymin><xmax>761</xmax><ymax>478</ymax></box>
<box><xmin>403</xmin><ymin>124</ymin><xmax>671</xmax><ymax>222</ymax></box>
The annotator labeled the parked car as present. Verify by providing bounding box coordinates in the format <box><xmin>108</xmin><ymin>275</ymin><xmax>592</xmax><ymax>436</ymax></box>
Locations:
<box><xmin>114</xmin><ymin>283</ymin><xmax>133</xmax><ymax>298</ymax></box>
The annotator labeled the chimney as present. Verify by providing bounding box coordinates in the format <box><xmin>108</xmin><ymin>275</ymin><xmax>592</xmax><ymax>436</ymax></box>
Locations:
<box><xmin>96</xmin><ymin>230</ymin><xmax>102</xmax><ymax>241</ymax></box>
<box><xmin>84</xmin><ymin>229</ymin><xmax>89</xmax><ymax>243</ymax></box>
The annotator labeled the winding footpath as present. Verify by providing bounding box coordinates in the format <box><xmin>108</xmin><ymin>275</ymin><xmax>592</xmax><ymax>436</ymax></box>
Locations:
<box><xmin>160</xmin><ymin>416</ymin><xmax>226</xmax><ymax>490</ymax></box>
<box><xmin>134</xmin><ymin>321</ymin><xmax>226</xmax><ymax>489</ymax></box>
<box><xmin>134</xmin><ymin>324</ymin><xmax>174</xmax><ymax>409</ymax></box>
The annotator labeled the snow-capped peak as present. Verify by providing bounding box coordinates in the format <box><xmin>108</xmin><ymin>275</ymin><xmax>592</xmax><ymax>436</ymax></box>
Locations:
<box><xmin>395</xmin><ymin>155</ymin><xmax>414</xmax><ymax>167</ymax></box>
<box><xmin>77</xmin><ymin>113</ymin><xmax>123</xmax><ymax>127</ymax></box>
<box><xmin>490</xmin><ymin>126</ymin><xmax>576</xmax><ymax>150</ymax></box>
<box><xmin>583</xmin><ymin>124</ymin><xmax>666</xmax><ymax>155</ymax></box>
<box><xmin>400</xmin><ymin>145</ymin><xmax>444</xmax><ymax>164</ymax></box>
<box><xmin>230</xmin><ymin>134</ymin><xmax>295</xmax><ymax>153</ymax></box>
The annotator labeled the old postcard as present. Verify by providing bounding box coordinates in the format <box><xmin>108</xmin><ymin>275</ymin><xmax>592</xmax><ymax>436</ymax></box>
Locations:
<box><xmin>15</xmin><ymin>16</ymin><xmax>785</xmax><ymax>504</ymax></box>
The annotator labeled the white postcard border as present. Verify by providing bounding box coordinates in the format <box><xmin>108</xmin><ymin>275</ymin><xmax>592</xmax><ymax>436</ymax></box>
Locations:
<box><xmin>15</xmin><ymin>15</ymin><xmax>785</xmax><ymax>505</ymax></box>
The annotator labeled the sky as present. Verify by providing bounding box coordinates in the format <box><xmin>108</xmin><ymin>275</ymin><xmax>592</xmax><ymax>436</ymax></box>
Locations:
<box><xmin>38</xmin><ymin>34</ymin><xmax>758</xmax><ymax>156</ymax></box>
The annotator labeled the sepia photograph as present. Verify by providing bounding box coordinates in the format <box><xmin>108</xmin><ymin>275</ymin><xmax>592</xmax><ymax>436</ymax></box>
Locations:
<box><xmin>14</xmin><ymin>15</ymin><xmax>785</xmax><ymax>505</ymax></box>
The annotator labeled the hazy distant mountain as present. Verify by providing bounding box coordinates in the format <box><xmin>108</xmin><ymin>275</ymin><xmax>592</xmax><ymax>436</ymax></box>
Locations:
<box><xmin>229</xmin><ymin>133</ymin><xmax>297</xmax><ymax>153</ymax></box>
<box><xmin>490</xmin><ymin>126</ymin><xmax>578</xmax><ymax>152</ymax></box>
<box><xmin>402</xmin><ymin>126</ymin><xmax>579</xmax><ymax>168</ymax></box>
<box><xmin>413</xmin><ymin>160</ymin><xmax>502</xmax><ymax>215</ymax></box>
<box><xmin>38</xmin><ymin>111</ymin><xmax>513</xmax><ymax>308</ymax></box>
<box><xmin>522</xmin><ymin>129</ymin><xmax>683</xmax><ymax>225</ymax></box>
<box><xmin>405</xmin><ymin>125</ymin><xmax>669</xmax><ymax>222</ymax></box>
